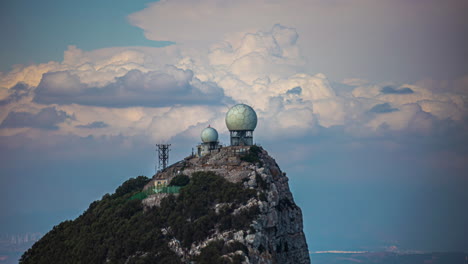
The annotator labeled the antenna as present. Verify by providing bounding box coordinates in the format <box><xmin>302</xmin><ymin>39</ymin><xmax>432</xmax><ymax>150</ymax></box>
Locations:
<box><xmin>156</xmin><ymin>143</ymin><xmax>171</xmax><ymax>172</ymax></box>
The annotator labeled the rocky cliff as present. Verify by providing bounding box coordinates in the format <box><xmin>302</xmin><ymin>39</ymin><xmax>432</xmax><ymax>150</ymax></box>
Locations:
<box><xmin>144</xmin><ymin>145</ymin><xmax>310</xmax><ymax>264</ymax></box>
<box><xmin>20</xmin><ymin>145</ymin><xmax>310</xmax><ymax>264</ymax></box>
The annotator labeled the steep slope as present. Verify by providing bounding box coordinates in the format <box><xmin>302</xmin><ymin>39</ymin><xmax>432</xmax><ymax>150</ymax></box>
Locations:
<box><xmin>20</xmin><ymin>146</ymin><xmax>310</xmax><ymax>264</ymax></box>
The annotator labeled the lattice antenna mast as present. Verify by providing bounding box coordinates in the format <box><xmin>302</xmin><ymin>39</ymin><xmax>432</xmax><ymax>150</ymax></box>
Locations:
<box><xmin>156</xmin><ymin>143</ymin><xmax>171</xmax><ymax>172</ymax></box>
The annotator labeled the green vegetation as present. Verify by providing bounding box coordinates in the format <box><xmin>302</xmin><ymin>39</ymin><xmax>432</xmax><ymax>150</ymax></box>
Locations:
<box><xmin>160</xmin><ymin>171</ymin><xmax>257</xmax><ymax>247</ymax></box>
<box><xmin>20</xmin><ymin>176</ymin><xmax>180</xmax><ymax>264</ymax></box>
<box><xmin>21</xmin><ymin>172</ymin><xmax>260</xmax><ymax>264</ymax></box>
<box><xmin>240</xmin><ymin>145</ymin><xmax>262</xmax><ymax>166</ymax></box>
<box><xmin>114</xmin><ymin>176</ymin><xmax>150</xmax><ymax>197</ymax></box>
<box><xmin>169</xmin><ymin>174</ymin><xmax>190</xmax><ymax>187</ymax></box>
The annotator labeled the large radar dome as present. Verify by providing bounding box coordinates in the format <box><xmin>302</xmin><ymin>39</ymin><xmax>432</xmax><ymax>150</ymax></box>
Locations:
<box><xmin>201</xmin><ymin>126</ymin><xmax>218</xmax><ymax>143</ymax></box>
<box><xmin>225</xmin><ymin>104</ymin><xmax>257</xmax><ymax>131</ymax></box>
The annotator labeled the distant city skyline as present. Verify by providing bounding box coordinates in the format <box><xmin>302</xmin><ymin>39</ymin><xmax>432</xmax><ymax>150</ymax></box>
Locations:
<box><xmin>1</xmin><ymin>0</ymin><xmax>467</xmax><ymax>255</ymax></box>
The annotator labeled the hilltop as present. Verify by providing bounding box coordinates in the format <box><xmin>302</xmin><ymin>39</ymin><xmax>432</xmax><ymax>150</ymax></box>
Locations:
<box><xmin>20</xmin><ymin>145</ymin><xmax>310</xmax><ymax>264</ymax></box>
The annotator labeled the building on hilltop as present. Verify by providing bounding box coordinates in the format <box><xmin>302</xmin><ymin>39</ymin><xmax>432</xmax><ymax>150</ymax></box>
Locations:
<box><xmin>197</xmin><ymin>125</ymin><xmax>221</xmax><ymax>157</ymax></box>
<box><xmin>154</xmin><ymin>179</ymin><xmax>168</xmax><ymax>189</ymax></box>
<box><xmin>225</xmin><ymin>104</ymin><xmax>257</xmax><ymax>146</ymax></box>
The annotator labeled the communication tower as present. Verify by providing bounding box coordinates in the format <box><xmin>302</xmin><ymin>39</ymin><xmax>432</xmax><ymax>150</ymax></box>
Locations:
<box><xmin>156</xmin><ymin>143</ymin><xmax>171</xmax><ymax>172</ymax></box>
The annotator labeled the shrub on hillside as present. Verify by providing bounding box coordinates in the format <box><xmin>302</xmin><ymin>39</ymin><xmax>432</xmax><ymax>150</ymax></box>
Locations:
<box><xmin>240</xmin><ymin>145</ymin><xmax>262</xmax><ymax>166</ymax></box>
<box><xmin>169</xmin><ymin>174</ymin><xmax>190</xmax><ymax>187</ymax></box>
<box><xmin>20</xmin><ymin>171</ymin><xmax>260</xmax><ymax>263</ymax></box>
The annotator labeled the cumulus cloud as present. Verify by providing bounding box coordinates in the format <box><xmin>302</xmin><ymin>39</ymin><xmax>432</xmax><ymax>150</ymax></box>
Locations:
<box><xmin>369</xmin><ymin>103</ymin><xmax>399</xmax><ymax>113</ymax></box>
<box><xmin>128</xmin><ymin>0</ymin><xmax>468</xmax><ymax>82</ymax></box>
<box><xmin>381</xmin><ymin>86</ymin><xmax>414</xmax><ymax>94</ymax></box>
<box><xmin>34</xmin><ymin>67</ymin><xmax>227</xmax><ymax>108</ymax></box>
<box><xmin>0</xmin><ymin>17</ymin><xmax>466</xmax><ymax>147</ymax></box>
<box><xmin>286</xmin><ymin>86</ymin><xmax>302</xmax><ymax>95</ymax></box>
<box><xmin>75</xmin><ymin>121</ymin><xmax>109</xmax><ymax>129</ymax></box>
<box><xmin>254</xmin><ymin>93</ymin><xmax>318</xmax><ymax>139</ymax></box>
<box><xmin>0</xmin><ymin>61</ymin><xmax>62</xmax><ymax>89</ymax></box>
<box><xmin>0</xmin><ymin>45</ymin><xmax>181</xmax><ymax>90</ymax></box>
<box><xmin>208</xmin><ymin>24</ymin><xmax>303</xmax><ymax>85</ymax></box>
<box><xmin>0</xmin><ymin>82</ymin><xmax>32</xmax><ymax>106</ymax></box>
<box><xmin>178</xmin><ymin>24</ymin><xmax>334</xmax><ymax>115</ymax></box>
<box><xmin>0</xmin><ymin>107</ymin><xmax>71</xmax><ymax>130</ymax></box>
<box><xmin>366</xmin><ymin>104</ymin><xmax>434</xmax><ymax>132</ymax></box>
<box><xmin>147</xmin><ymin>105</ymin><xmax>225</xmax><ymax>142</ymax></box>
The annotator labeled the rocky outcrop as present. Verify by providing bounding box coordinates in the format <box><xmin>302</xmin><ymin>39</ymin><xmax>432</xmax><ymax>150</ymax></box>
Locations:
<box><xmin>144</xmin><ymin>146</ymin><xmax>311</xmax><ymax>264</ymax></box>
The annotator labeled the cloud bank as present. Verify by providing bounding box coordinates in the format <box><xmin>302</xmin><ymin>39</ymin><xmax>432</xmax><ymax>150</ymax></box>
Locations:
<box><xmin>129</xmin><ymin>0</ymin><xmax>468</xmax><ymax>82</ymax></box>
<box><xmin>0</xmin><ymin>107</ymin><xmax>71</xmax><ymax>130</ymax></box>
<box><xmin>0</xmin><ymin>23</ymin><xmax>466</xmax><ymax>144</ymax></box>
<box><xmin>34</xmin><ymin>67</ymin><xmax>226</xmax><ymax>107</ymax></box>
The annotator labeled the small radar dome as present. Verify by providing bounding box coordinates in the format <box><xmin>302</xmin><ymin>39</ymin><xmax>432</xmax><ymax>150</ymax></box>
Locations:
<box><xmin>225</xmin><ymin>104</ymin><xmax>257</xmax><ymax>131</ymax></box>
<box><xmin>201</xmin><ymin>126</ymin><xmax>218</xmax><ymax>143</ymax></box>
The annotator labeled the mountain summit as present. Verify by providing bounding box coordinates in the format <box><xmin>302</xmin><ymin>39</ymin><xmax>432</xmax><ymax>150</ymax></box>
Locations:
<box><xmin>21</xmin><ymin>145</ymin><xmax>311</xmax><ymax>264</ymax></box>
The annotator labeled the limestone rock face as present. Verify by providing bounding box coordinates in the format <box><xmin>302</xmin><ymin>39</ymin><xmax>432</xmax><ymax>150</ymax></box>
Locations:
<box><xmin>144</xmin><ymin>146</ymin><xmax>311</xmax><ymax>264</ymax></box>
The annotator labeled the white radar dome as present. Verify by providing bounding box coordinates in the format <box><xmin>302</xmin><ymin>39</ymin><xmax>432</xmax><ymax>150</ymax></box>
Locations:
<box><xmin>225</xmin><ymin>104</ymin><xmax>257</xmax><ymax>131</ymax></box>
<box><xmin>201</xmin><ymin>126</ymin><xmax>219</xmax><ymax>143</ymax></box>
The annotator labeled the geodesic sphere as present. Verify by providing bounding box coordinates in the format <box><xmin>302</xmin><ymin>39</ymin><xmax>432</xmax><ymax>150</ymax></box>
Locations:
<box><xmin>225</xmin><ymin>104</ymin><xmax>257</xmax><ymax>131</ymax></box>
<box><xmin>201</xmin><ymin>127</ymin><xmax>219</xmax><ymax>143</ymax></box>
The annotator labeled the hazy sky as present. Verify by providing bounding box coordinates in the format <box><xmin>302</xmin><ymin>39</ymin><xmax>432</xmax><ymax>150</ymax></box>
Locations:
<box><xmin>1</xmin><ymin>0</ymin><xmax>467</xmax><ymax>253</ymax></box>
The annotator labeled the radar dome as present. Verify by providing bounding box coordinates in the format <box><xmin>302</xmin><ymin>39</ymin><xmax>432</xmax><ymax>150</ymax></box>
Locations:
<box><xmin>225</xmin><ymin>104</ymin><xmax>257</xmax><ymax>131</ymax></box>
<box><xmin>201</xmin><ymin>126</ymin><xmax>218</xmax><ymax>143</ymax></box>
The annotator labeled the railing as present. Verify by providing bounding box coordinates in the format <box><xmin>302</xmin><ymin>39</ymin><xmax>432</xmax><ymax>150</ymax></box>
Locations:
<box><xmin>130</xmin><ymin>185</ymin><xmax>181</xmax><ymax>200</ymax></box>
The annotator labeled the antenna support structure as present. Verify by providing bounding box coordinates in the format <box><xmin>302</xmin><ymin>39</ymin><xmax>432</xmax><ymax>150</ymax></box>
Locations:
<box><xmin>156</xmin><ymin>143</ymin><xmax>171</xmax><ymax>172</ymax></box>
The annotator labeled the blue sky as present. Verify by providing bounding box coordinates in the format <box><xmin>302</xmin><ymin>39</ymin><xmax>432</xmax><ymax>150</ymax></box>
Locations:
<box><xmin>0</xmin><ymin>0</ymin><xmax>171</xmax><ymax>72</ymax></box>
<box><xmin>1</xmin><ymin>0</ymin><xmax>467</xmax><ymax>254</ymax></box>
